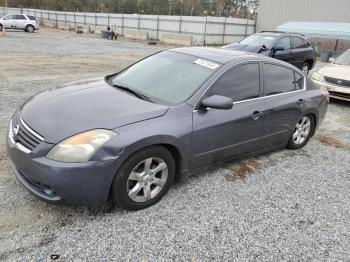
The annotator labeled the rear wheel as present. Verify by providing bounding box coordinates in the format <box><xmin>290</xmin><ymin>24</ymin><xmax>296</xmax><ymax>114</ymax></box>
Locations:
<box><xmin>301</xmin><ymin>63</ymin><xmax>310</xmax><ymax>75</ymax></box>
<box><xmin>287</xmin><ymin>115</ymin><xmax>315</xmax><ymax>149</ymax></box>
<box><xmin>25</xmin><ymin>25</ymin><xmax>35</xmax><ymax>33</ymax></box>
<box><xmin>111</xmin><ymin>146</ymin><xmax>175</xmax><ymax>210</ymax></box>
<box><xmin>0</xmin><ymin>24</ymin><xmax>3</xmax><ymax>32</ymax></box>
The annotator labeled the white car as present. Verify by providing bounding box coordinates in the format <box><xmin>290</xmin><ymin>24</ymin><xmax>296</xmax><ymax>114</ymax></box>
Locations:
<box><xmin>0</xmin><ymin>14</ymin><xmax>39</xmax><ymax>33</ymax></box>
<box><xmin>311</xmin><ymin>49</ymin><xmax>350</xmax><ymax>102</ymax></box>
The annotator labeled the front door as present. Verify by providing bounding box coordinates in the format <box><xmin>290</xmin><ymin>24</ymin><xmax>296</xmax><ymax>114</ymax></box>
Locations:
<box><xmin>273</xmin><ymin>36</ymin><xmax>292</xmax><ymax>64</ymax></box>
<box><xmin>14</xmin><ymin>14</ymin><xmax>28</xmax><ymax>29</ymax></box>
<box><xmin>190</xmin><ymin>62</ymin><xmax>263</xmax><ymax>169</ymax></box>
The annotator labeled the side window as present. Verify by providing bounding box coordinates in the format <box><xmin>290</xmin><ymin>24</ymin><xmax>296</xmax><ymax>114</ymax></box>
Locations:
<box><xmin>263</xmin><ymin>64</ymin><xmax>297</xmax><ymax>96</ymax></box>
<box><xmin>207</xmin><ymin>63</ymin><xmax>260</xmax><ymax>102</ymax></box>
<box><xmin>275</xmin><ymin>37</ymin><xmax>290</xmax><ymax>50</ymax></box>
<box><xmin>301</xmin><ymin>39</ymin><xmax>311</xmax><ymax>48</ymax></box>
<box><xmin>15</xmin><ymin>15</ymin><xmax>27</xmax><ymax>20</ymax></box>
<box><xmin>5</xmin><ymin>15</ymin><xmax>16</xmax><ymax>20</ymax></box>
<box><xmin>291</xmin><ymin>37</ymin><xmax>304</xmax><ymax>49</ymax></box>
<box><xmin>294</xmin><ymin>72</ymin><xmax>304</xmax><ymax>90</ymax></box>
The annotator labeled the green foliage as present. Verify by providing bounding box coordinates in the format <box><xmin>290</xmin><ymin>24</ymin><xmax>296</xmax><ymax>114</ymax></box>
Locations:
<box><xmin>6</xmin><ymin>0</ymin><xmax>259</xmax><ymax>17</ymax></box>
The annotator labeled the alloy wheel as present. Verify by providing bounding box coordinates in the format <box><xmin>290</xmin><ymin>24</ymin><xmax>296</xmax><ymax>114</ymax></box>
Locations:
<box><xmin>126</xmin><ymin>157</ymin><xmax>168</xmax><ymax>203</ymax></box>
<box><xmin>293</xmin><ymin>116</ymin><xmax>311</xmax><ymax>145</ymax></box>
<box><xmin>27</xmin><ymin>26</ymin><xmax>34</xmax><ymax>33</ymax></box>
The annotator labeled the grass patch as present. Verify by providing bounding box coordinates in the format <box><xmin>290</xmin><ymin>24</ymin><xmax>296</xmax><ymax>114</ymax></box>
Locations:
<box><xmin>225</xmin><ymin>159</ymin><xmax>261</xmax><ymax>182</ymax></box>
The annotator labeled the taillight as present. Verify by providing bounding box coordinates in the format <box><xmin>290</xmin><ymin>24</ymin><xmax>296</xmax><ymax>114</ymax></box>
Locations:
<box><xmin>320</xmin><ymin>86</ymin><xmax>330</xmax><ymax>102</ymax></box>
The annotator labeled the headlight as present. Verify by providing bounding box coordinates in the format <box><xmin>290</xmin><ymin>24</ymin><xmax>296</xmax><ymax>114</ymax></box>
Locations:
<box><xmin>47</xmin><ymin>129</ymin><xmax>117</xmax><ymax>163</ymax></box>
<box><xmin>310</xmin><ymin>71</ymin><xmax>324</xmax><ymax>82</ymax></box>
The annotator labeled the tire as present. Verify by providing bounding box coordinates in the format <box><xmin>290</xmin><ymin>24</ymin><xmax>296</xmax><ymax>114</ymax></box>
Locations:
<box><xmin>287</xmin><ymin>115</ymin><xmax>315</xmax><ymax>149</ymax></box>
<box><xmin>301</xmin><ymin>63</ymin><xmax>310</xmax><ymax>75</ymax></box>
<box><xmin>111</xmin><ymin>146</ymin><xmax>175</xmax><ymax>210</ymax></box>
<box><xmin>0</xmin><ymin>24</ymin><xmax>3</xmax><ymax>32</ymax></box>
<box><xmin>25</xmin><ymin>25</ymin><xmax>35</xmax><ymax>33</ymax></box>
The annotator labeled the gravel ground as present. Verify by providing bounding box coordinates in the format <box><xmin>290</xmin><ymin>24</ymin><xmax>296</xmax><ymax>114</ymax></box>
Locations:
<box><xmin>0</xmin><ymin>28</ymin><xmax>350</xmax><ymax>262</ymax></box>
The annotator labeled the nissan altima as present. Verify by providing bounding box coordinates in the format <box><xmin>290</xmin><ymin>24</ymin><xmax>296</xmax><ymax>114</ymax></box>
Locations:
<box><xmin>7</xmin><ymin>47</ymin><xmax>328</xmax><ymax>210</ymax></box>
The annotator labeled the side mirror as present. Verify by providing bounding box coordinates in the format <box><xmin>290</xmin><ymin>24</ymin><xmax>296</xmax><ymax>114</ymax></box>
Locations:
<box><xmin>201</xmin><ymin>95</ymin><xmax>233</xmax><ymax>110</ymax></box>
<box><xmin>275</xmin><ymin>45</ymin><xmax>285</xmax><ymax>52</ymax></box>
<box><xmin>328</xmin><ymin>57</ymin><xmax>335</xmax><ymax>63</ymax></box>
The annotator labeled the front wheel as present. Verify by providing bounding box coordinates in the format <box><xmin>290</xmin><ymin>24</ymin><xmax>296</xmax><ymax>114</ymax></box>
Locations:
<box><xmin>287</xmin><ymin>115</ymin><xmax>315</xmax><ymax>149</ymax></box>
<box><xmin>111</xmin><ymin>146</ymin><xmax>175</xmax><ymax>210</ymax></box>
<box><xmin>25</xmin><ymin>25</ymin><xmax>35</xmax><ymax>33</ymax></box>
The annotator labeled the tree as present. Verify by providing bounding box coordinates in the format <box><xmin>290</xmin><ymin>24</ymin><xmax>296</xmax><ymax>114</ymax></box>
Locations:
<box><xmin>4</xmin><ymin>0</ymin><xmax>259</xmax><ymax>17</ymax></box>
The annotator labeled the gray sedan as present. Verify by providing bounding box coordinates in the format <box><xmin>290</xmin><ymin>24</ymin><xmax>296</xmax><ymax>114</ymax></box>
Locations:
<box><xmin>7</xmin><ymin>47</ymin><xmax>328</xmax><ymax>210</ymax></box>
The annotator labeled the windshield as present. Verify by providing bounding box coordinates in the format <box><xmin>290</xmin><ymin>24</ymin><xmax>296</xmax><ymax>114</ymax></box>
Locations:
<box><xmin>334</xmin><ymin>50</ymin><xmax>350</xmax><ymax>66</ymax></box>
<box><xmin>240</xmin><ymin>34</ymin><xmax>278</xmax><ymax>48</ymax></box>
<box><xmin>110</xmin><ymin>51</ymin><xmax>220</xmax><ymax>105</ymax></box>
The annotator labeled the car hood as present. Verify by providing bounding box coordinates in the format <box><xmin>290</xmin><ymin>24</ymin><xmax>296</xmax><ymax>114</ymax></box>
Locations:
<box><xmin>319</xmin><ymin>63</ymin><xmax>350</xmax><ymax>81</ymax></box>
<box><xmin>223</xmin><ymin>44</ymin><xmax>269</xmax><ymax>54</ymax></box>
<box><xmin>20</xmin><ymin>78</ymin><xmax>169</xmax><ymax>143</ymax></box>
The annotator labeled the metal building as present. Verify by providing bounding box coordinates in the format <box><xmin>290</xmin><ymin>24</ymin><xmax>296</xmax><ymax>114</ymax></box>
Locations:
<box><xmin>256</xmin><ymin>0</ymin><xmax>350</xmax><ymax>32</ymax></box>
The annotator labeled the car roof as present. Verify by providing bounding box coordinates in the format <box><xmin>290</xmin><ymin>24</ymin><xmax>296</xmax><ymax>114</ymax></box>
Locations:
<box><xmin>5</xmin><ymin>14</ymin><xmax>28</xmax><ymax>16</ymax></box>
<box><xmin>170</xmin><ymin>47</ymin><xmax>301</xmax><ymax>71</ymax></box>
<box><xmin>171</xmin><ymin>47</ymin><xmax>259</xmax><ymax>64</ymax></box>
<box><xmin>258</xmin><ymin>31</ymin><xmax>306</xmax><ymax>37</ymax></box>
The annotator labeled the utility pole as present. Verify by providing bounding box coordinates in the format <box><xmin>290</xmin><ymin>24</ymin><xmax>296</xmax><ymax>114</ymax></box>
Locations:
<box><xmin>180</xmin><ymin>0</ymin><xmax>183</xmax><ymax>16</ymax></box>
<box><xmin>168</xmin><ymin>0</ymin><xmax>172</xmax><ymax>15</ymax></box>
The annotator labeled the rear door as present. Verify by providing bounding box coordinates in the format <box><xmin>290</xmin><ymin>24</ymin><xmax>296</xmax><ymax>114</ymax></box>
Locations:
<box><xmin>258</xmin><ymin>63</ymin><xmax>305</xmax><ymax>149</ymax></box>
<box><xmin>190</xmin><ymin>62</ymin><xmax>264</xmax><ymax>169</ymax></box>
<box><xmin>3</xmin><ymin>15</ymin><xmax>17</xmax><ymax>29</ymax></box>
<box><xmin>273</xmin><ymin>37</ymin><xmax>292</xmax><ymax>63</ymax></box>
<box><xmin>290</xmin><ymin>36</ymin><xmax>308</xmax><ymax>69</ymax></box>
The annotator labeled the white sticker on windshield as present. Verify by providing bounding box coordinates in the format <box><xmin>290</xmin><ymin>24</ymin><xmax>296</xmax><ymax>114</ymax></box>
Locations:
<box><xmin>194</xmin><ymin>59</ymin><xmax>219</xmax><ymax>70</ymax></box>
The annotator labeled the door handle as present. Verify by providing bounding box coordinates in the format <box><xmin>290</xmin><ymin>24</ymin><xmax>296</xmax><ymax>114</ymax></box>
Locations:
<box><xmin>251</xmin><ymin>111</ymin><xmax>263</xmax><ymax>120</ymax></box>
<box><xmin>297</xmin><ymin>99</ymin><xmax>304</xmax><ymax>105</ymax></box>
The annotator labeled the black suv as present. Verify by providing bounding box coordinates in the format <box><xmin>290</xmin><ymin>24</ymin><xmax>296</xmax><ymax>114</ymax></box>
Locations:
<box><xmin>223</xmin><ymin>31</ymin><xmax>316</xmax><ymax>74</ymax></box>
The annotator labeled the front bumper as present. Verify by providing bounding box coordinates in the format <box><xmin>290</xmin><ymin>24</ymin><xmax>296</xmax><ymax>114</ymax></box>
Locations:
<box><xmin>7</xmin><ymin>137</ymin><xmax>122</xmax><ymax>207</ymax></box>
<box><xmin>311</xmin><ymin>79</ymin><xmax>350</xmax><ymax>101</ymax></box>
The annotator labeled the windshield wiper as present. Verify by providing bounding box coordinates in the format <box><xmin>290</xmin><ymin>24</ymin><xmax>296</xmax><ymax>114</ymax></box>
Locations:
<box><xmin>111</xmin><ymin>83</ymin><xmax>153</xmax><ymax>102</ymax></box>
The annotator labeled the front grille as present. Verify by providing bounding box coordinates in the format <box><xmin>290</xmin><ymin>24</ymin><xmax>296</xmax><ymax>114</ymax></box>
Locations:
<box><xmin>324</xmin><ymin>76</ymin><xmax>350</xmax><ymax>87</ymax></box>
<box><xmin>329</xmin><ymin>91</ymin><xmax>350</xmax><ymax>99</ymax></box>
<box><xmin>12</xmin><ymin>111</ymin><xmax>44</xmax><ymax>152</ymax></box>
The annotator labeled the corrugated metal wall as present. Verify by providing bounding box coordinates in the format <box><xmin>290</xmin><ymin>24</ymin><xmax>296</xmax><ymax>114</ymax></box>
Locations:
<box><xmin>257</xmin><ymin>0</ymin><xmax>350</xmax><ymax>32</ymax></box>
<box><xmin>0</xmin><ymin>7</ymin><xmax>255</xmax><ymax>45</ymax></box>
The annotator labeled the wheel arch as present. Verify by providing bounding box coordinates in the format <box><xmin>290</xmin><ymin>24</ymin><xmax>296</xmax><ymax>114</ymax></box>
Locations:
<box><xmin>305</xmin><ymin>59</ymin><xmax>314</xmax><ymax>69</ymax></box>
<box><xmin>25</xmin><ymin>24</ymin><xmax>35</xmax><ymax>31</ymax></box>
<box><xmin>117</xmin><ymin>136</ymin><xmax>187</xmax><ymax>182</ymax></box>
<box><xmin>304</xmin><ymin>111</ymin><xmax>317</xmax><ymax>137</ymax></box>
<box><xmin>107</xmin><ymin>141</ymin><xmax>185</xmax><ymax>205</ymax></box>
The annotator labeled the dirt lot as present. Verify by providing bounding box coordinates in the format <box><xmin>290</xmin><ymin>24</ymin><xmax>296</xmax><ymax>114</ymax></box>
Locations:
<box><xmin>0</xmin><ymin>28</ymin><xmax>350</xmax><ymax>261</ymax></box>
